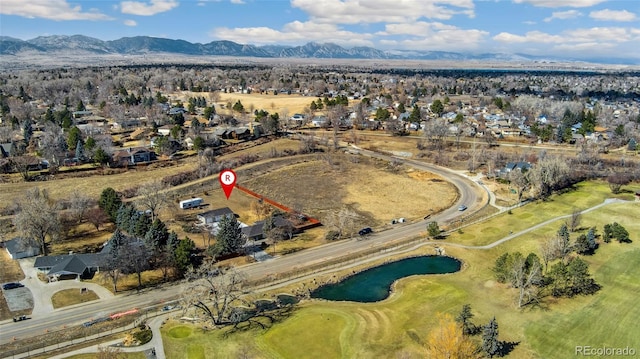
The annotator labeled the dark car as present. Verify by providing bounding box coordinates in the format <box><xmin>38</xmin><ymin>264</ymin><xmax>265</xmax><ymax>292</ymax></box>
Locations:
<box><xmin>358</xmin><ymin>227</ymin><xmax>373</xmax><ymax>236</ymax></box>
<box><xmin>13</xmin><ymin>315</ymin><xmax>28</xmax><ymax>322</ymax></box>
<box><xmin>2</xmin><ymin>282</ymin><xmax>24</xmax><ymax>290</ymax></box>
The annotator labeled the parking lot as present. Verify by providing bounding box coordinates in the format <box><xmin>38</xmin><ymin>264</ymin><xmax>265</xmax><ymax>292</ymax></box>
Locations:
<box><xmin>1</xmin><ymin>285</ymin><xmax>33</xmax><ymax>312</ymax></box>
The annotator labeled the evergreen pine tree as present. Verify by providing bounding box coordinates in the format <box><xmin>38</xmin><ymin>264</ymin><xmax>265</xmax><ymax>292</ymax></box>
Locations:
<box><xmin>214</xmin><ymin>215</ymin><xmax>246</xmax><ymax>256</ymax></box>
<box><xmin>75</xmin><ymin>139</ymin><xmax>84</xmax><ymax>160</ymax></box>
<box><xmin>482</xmin><ymin>317</ymin><xmax>501</xmax><ymax>358</ymax></box>
<box><xmin>145</xmin><ymin>218</ymin><xmax>169</xmax><ymax>251</ymax></box>
<box><xmin>455</xmin><ymin>304</ymin><xmax>476</xmax><ymax>335</ymax></box>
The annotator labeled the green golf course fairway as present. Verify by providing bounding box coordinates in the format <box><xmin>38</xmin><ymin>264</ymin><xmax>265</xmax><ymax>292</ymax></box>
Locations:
<box><xmin>161</xmin><ymin>182</ymin><xmax>640</xmax><ymax>358</ymax></box>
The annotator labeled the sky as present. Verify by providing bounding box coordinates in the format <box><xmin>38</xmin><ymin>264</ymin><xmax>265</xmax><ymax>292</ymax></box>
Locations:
<box><xmin>1</xmin><ymin>0</ymin><xmax>639</xmax><ymax>60</ymax></box>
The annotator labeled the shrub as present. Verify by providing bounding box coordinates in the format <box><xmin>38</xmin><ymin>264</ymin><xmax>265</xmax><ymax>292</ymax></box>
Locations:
<box><xmin>325</xmin><ymin>230</ymin><xmax>340</xmax><ymax>241</ymax></box>
<box><xmin>132</xmin><ymin>328</ymin><xmax>153</xmax><ymax>345</ymax></box>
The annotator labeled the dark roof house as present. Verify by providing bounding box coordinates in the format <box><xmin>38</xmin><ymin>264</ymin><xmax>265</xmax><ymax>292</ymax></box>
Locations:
<box><xmin>112</xmin><ymin>147</ymin><xmax>155</xmax><ymax>166</ymax></box>
<box><xmin>241</xmin><ymin>223</ymin><xmax>265</xmax><ymax>241</ymax></box>
<box><xmin>3</xmin><ymin>237</ymin><xmax>41</xmax><ymax>259</ymax></box>
<box><xmin>34</xmin><ymin>253</ymin><xmax>106</xmax><ymax>280</ymax></box>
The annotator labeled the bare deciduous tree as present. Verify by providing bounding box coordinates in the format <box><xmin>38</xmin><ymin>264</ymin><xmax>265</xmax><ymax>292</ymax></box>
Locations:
<box><xmin>422</xmin><ymin>118</ymin><xmax>449</xmax><ymax>151</ymax></box>
<box><xmin>86</xmin><ymin>207</ymin><xmax>109</xmax><ymax>231</ymax></box>
<box><xmin>69</xmin><ymin>189</ymin><xmax>94</xmax><ymax>224</ymax></box>
<box><xmin>529</xmin><ymin>155</ymin><xmax>570</xmax><ymax>198</ymax></box>
<box><xmin>182</xmin><ymin>261</ymin><xmax>247</xmax><ymax>326</ymax></box>
<box><xmin>326</xmin><ymin>207</ymin><xmax>360</xmax><ymax>240</ymax></box>
<box><xmin>13</xmin><ymin>188</ymin><xmax>61</xmax><ymax>256</ymax></box>
<box><xmin>136</xmin><ymin>180</ymin><xmax>168</xmax><ymax>221</ymax></box>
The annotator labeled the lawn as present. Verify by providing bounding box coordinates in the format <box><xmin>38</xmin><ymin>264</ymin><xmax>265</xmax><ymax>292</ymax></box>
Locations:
<box><xmin>448</xmin><ymin>181</ymin><xmax>638</xmax><ymax>247</ymax></box>
<box><xmin>159</xmin><ymin>182</ymin><xmax>640</xmax><ymax>358</ymax></box>
<box><xmin>51</xmin><ymin>288</ymin><xmax>100</xmax><ymax>309</ymax></box>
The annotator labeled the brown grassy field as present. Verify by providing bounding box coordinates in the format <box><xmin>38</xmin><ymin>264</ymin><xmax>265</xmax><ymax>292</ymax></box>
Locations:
<box><xmin>216</xmin><ymin>92</ymin><xmax>316</xmax><ymax>115</ymax></box>
<box><xmin>243</xmin><ymin>153</ymin><xmax>458</xmax><ymax>229</ymax></box>
<box><xmin>172</xmin><ymin>90</ymin><xmax>319</xmax><ymax>116</ymax></box>
<box><xmin>0</xmin><ymin>161</ymin><xmax>198</xmax><ymax>206</ymax></box>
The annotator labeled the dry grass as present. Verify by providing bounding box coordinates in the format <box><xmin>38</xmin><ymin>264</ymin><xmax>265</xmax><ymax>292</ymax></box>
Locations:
<box><xmin>0</xmin><ymin>161</ymin><xmax>198</xmax><ymax>206</ymax></box>
<box><xmin>51</xmin><ymin>288</ymin><xmax>100</xmax><ymax>309</ymax></box>
<box><xmin>243</xmin><ymin>153</ymin><xmax>457</xmax><ymax>229</ymax></box>
<box><xmin>216</xmin><ymin>92</ymin><xmax>317</xmax><ymax>115</ymax></box>
<box><xmin>50</xmin><ymin>223</ymin><xmax>115</xmax><ymax>255</ymax></box>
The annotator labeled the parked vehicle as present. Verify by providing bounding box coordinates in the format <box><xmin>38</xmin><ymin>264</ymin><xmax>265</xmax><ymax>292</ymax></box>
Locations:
<box><xmin>2</xmin><ymin>282</ymin><xmax>24</xmax><ymax>290</ymax></box>
<box><xmin>13</xmin><ymin>315</ymin><xmax>28</xmax><ymax>322</ymax></box>
<box><xmin>179</xmin><ymin>197</ymin><xmax>203</xmax><ymax>209</ymax></box>
<box><xmin>358</xmin><ymin>227</ymin><xmax>373</xmax><ymax>236</ymax></box>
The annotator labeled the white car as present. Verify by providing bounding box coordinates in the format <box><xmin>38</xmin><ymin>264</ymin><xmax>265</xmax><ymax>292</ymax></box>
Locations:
<box><xmin>458</xmin><ymin>205</ymin><xmax>467</xmax><ymax>211</ymax></box>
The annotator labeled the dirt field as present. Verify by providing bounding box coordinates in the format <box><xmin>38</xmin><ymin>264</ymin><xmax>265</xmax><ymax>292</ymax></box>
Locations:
<box><xmin>171</xmin><ymin>90</ymin><xmax>318</xmax><ymax>116</ymax></box>
<box><xmin>243</xmin><ymin>153</ymin><xmax>458</xmax><ymax>230</ymax></box>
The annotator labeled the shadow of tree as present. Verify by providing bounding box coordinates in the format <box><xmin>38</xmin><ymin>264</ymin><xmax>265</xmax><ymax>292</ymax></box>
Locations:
<box><xmin>499</xmin><ymin>341</ymin><xmax>520</xmax><ymax>357</ymax></box>
<box><xmin>223</xmin><ymin>306</ymin><xmax>298</xmax><ymax>337</ymax></box>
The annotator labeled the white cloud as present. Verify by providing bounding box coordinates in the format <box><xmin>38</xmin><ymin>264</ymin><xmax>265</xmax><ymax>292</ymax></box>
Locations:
<box><xmin>120</xmin><ymin>0</ymin><xmax>179</xmax><ymax>16</ymax></box>
<box><xmin>211</xmin><ymin>21</ymin><xmax>374</xmax><ymax>47</ymax></box>
<box><xmin>494</xmin><ymin>27</ymin><xmax>639</xmax><ymax>44</ymax></box>
<box><xmin>544</xmin><ymin>10</ymin><xmax>582</xmax><ymax>22</ymax></box>
<box><xmin>493</xmin><ymin>26</ymin><xmax>640</xmax><ymax>58</ymax></box>
<box><xmin>124</xmin><ymin>19</ymin><xmax>138</xmax><ymax>26</ymax></box>
<box><xmin>230</xmin><ymin>0</ymin><xmax>245</xmax><ymax>3</ymax></box>
<box><xmin>523</xmin><ymin>20</ymin><xmax>537</xmax><ymax>25</ymax></box>
<box><xmin>290</xmin><ymin>0</ymin><xmax>475</xmax><ymax>24</ymax></box>
<box><xmin>513</xmin><ymin>0</ymin><xmax>607</xmax><ymax>8</ymax></box>
<box><xmin>0</xmin><ymin>0</ymin><xmax>112</xmax><ymax>21</ymax></box>
<box><xmin>589</xmin><ymin>9</ymin><xmax>637</xmax><ymax>22</ymax></box>
<box><xmin>493</xmin><ymin>30</ymin><xmax>564</xmax><ymax>44</ymax></box>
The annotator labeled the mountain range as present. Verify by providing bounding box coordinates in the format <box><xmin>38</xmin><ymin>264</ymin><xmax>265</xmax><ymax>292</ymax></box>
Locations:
<box><xmin>0</xmin><ymin>35</ymin><xmax>636</xmax><ymax>65</ymax></box>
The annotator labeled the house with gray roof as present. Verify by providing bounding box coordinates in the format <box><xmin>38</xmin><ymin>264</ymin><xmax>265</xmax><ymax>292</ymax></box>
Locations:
<box><xmin>197</xmin><ymin>207</ymin><xmax>235</xmax><ymax>225</ymax></box>
<box><xmin>34</xmin><ymin>253</ymin><xmax>106</xmax><ymax>281</ymax></box>
<box><xmin>3</xmin><ymin>237</ymin><xmax>40</xmax><ymax>259</ymax></box>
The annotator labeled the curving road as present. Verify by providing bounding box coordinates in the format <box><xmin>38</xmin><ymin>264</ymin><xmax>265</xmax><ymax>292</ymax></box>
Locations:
<box><xmin>0</xmin><ymin>149</ymin><xmax>485</xmax><ymax>348</ymax></box>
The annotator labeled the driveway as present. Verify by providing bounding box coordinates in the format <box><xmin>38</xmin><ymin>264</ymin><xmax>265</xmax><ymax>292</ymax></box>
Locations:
<box><xmin>17</xmin><ymin>258</ymin><xmax>114</xmax><ymax>315</ymax></box>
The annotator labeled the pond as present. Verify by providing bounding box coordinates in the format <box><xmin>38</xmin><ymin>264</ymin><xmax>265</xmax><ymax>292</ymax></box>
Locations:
<box><xmin>310</xmin><ymin>256</ymin><xmax>461</xmax><ymax>303</ymax></box>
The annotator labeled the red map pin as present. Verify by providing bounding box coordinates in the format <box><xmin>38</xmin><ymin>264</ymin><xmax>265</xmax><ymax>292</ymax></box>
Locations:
<box><xmin>219</xmin><ymin>169</ymin><xmax>237</xmax><ymax>200</ymax></box>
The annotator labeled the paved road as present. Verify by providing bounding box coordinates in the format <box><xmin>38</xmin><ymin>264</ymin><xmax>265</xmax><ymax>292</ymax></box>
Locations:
<box><xmin>0</xmin><ymin>149</ymin><xmax>484</xmax><ymax>346</ymax></box>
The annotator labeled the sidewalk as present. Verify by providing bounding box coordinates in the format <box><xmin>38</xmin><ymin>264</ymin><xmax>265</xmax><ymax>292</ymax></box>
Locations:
<box><xmin>34</xmin><ymin>314</ymin><xmax>168</xmax><ymax>359</ymax></box>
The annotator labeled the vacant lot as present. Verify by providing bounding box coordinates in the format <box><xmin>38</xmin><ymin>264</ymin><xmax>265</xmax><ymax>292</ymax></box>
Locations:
<box><xmin>0</xmin><ymin>161</ymin><xmax>198</xmax><ymax>207</ymax></box>
<box><xmin>159</xmin><ymin>182</ymin><xmax>640</xmax><ymax>359</ymax></box>
<box><xmin>216</xmin><ymin>92</ymin><xmax>320</xmax><ymax>115</ymax></box>
<box><xmin>244</xmin><ymin>153</ymin><xmax>458</xmax><ymax>229</ymax></box>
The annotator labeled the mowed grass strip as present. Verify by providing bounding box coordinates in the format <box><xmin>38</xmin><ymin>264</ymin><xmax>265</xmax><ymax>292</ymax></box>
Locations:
<box><xmin>51</xmin><ymin>288</ymin><xmax>100</xmax><ymax>309</ymax></box>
